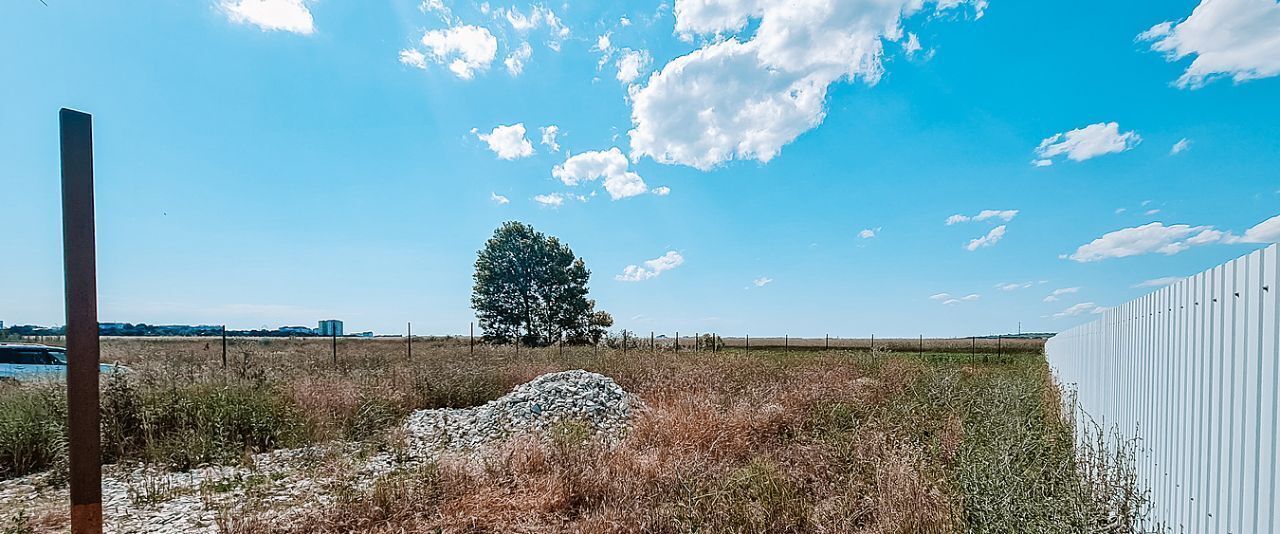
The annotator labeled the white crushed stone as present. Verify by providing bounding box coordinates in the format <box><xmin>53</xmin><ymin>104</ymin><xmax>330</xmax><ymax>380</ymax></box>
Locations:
<box><xmin>0</xmin><ymin>370</ymin><xmax>641</xmax><ymax>533</ymax></box>
<box><xmin>404</xmin><ymin>369</ymin><xmax>639</xmax><ymax>457</ymax></box>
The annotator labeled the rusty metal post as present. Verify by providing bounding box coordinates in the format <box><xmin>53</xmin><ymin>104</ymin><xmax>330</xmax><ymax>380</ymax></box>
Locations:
<box><xmin>469</xmin><ymin>322</ymin><xmax>474</xmax><ymax>356</ymax></box>
<box><xmin>331</xmin><ymin>331</ymin><xmax>337</xmax><ymax>367</ymax></box>
<box><xmin>60</xmin><ymin>108</ymin><xmax>103</xmax><ymax>534</ymax></box>
<box><xmin>745</xmin><ymin>333</ymin><xmax>749</xmax><ymax>354</ymax></box>
<box><xmin>784</xmin><ymin>334</ymin><xmax>788</xmax><ymax>355</ymax></box>
<box><xmin>695</xmin><ymin>332</ymin><xmax>699</xmax><ymax>353</ymax></box>
<box><xmin>919</xmin><ymin>334</ymin><xmax>923</xmax><ymax>358</ymax></box>
<box><xmin>623</xmin><ymin>330</ymin><xmax>628</xmax><ymax>357</ymax></box>
<box><xmin>650</xmin><ymin>331</ymin><xmax>654</xmax><ymax>355</ymax></box>
<box><xmin>870</xmin><ymin>333</ymin><xmax>874</xmax><ymax>352</ymax></box>
<box><xmin>674</xmin><ymin>332</ymin><xmax>678</xmax><ymax>353</ymax></box>
<box><xmin>407</xmin><ymin>322</ymin><xmax>412</xmax><ymax>360</ymax></box>
<box><xmin>221</xmin><ymin>325</ymin><xmax>227</xmax><ymax>369</ymax></box>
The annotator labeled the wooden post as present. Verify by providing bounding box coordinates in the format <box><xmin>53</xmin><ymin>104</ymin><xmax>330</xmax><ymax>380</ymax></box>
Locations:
<box><xmin>825</xmin><ymin>334</ymin><xmax>828</xmax><ymax>350</ymax></box>
<box><xmin>919</xmin><ymin>334</ymin><xmax>923</xmax><ymax>358</ymax></box>
<box><xmin>623</xmin><ymin>331</ymin><xmax>628</xmax><ymax>357</ymax></box>
<box><xmin>60</xmin><ymin>108</ymin><xmax>103</xmax><ymax>534</ymax></box>
<box><xmin>221</xmin><ymin>325</ymin><xmax>227</xmax><ymax>369</ymax></box>
<box><xmin>784</xmin><ymin>334</ymin><xmax>788</xmax><ymax>356</ymax></box>
<box><xmin>870</xmin><ymin>333</ymin><xmax>874</xmax><ymax>351</ymax></box>
<box><xmin>675</xmin><ymin>332</ymin><xmax>679</xmax><ymax>353</ymax></box>
<box><xmin>469</xmin><ymin>322</ymin><xmax>474</xmax><ymax>356</ymax></box>
<box><xmin>650</xmin><ymin>331</ymin><xmax>654</xmax><ymax>355</ymax></box>
<box><xmin>407</xmin><ymin>322</ymin><xmax>412</xmax><ymax>360</ymax></box>
<box><xmin>745</xmin><ymin>333</ymin><xmax>749</xmax><ymax>354</ymax></box>
<box><xmin>331</xmin><ymin>331</ymin><xmax>337</xmax><ymax>368</ymax></box>
<box><xmin>695</xmin><ymin>332</ymin><xmax>699</xmax><ymax>353</ymax></box>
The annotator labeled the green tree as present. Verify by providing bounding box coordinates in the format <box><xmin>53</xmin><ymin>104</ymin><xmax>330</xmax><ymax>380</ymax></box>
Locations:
<box><xmin>472</xmin><ymin>221</ymin><xmax>602</xmax><ymax>346</ymax></box>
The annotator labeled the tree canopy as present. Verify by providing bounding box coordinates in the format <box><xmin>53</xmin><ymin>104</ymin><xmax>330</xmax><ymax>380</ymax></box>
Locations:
<box><xmin>471</xmin><ymin>221</ymin><xmax>608</xmax><ymax>346</ymax></box>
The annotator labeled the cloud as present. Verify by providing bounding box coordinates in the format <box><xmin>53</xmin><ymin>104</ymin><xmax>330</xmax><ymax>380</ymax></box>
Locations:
<box><xmin>651</xmin><ymin>186</ymin><xmax>671</xmax><ymax>196</ymax></box>
<box><xmin>1170</xmin><ymin>138</ymin><xmax>1191</xmax><ymax>155</ymax></box>
<box><xmin>1239</xmin><ymin>214</ymin><xmax>1280</xmax><ymax>243</ymax></box>
<box><xmin>1138</xmin><ymin>0</ymin><xmax>1280</xmax><ymax>88</ymax></box>
<box><xmin>503</xmin><ymin>5</ymin><xmax>569</xmax><ymax>36</ymax></box>
<box><xmin>961</xmin><ymin>294</ymin><xmax>980</xmax><ymax>301</ymax></box>
<box><xmin>616</xmin><ymin>49</ymin><xmax>653</xmax><ymax>84</ymax></box>
<box><xmin>505</xmin><ymin>42</ymin><xmax>532</xmax><ymax>76</ymax></box>
<box><xmin>1054</xmin><ymin>302</ymin><xmax>1103</xmax><ymax>319</ymax></box>
<box><xmin>753</xmin><ymin>276</ymin><xmax>773</xmax><ymax>287</ymax></box>
<box><xmin>407</xmin><ymin>25</ymin><xmax>498</xmax><ymax>79</ymax></box>
<box><xmin>552</xmin><ymin>148</ymin><xmax>649</xmax><ymax>200</ymax></box>
<box><xmin>628</xmin><ymin>0</ymin><xmax>984</xmax><ymax>170</ymax></box>
<box><xmin>903</xmin><ymin>32</ymin><xmax>922</xmax><ymax>56</ymax></box>
<box><xmin>858</xmin><ymin>228</ymin><xmax>878</xmax><ymax>239</ymax></box>
<box><xmin>929</xmin><ymin>293</ymin><xmax>951</xmax><ymax>301</ymax></box>
<box><xmin>220</xmin><ymin>0</ymin><xmax>315</xmax><ymax>34</ymax></box>
<box><xmin>596</xmin><ymin>32</ymin><xmax>612</xmax><ymax>52</ymax></box>
<box><xmin>616</xmin><ymin>251</ymin><xmax>684</xmax><ymax>282</ymax></box>
<box><xmin>490</xmin><ymin>192</ymin><xmax>510</xmax><ymax>205</ymax></box>
<box><xmin>539</xmin><ymin>125</ymin><xmax>562</xmax><ymax>152</ymax></box>
<box><xmin>399</xmin><ymin>49</ymin><xmax>427</xmax><ymax>68</ymax></box>
<box><xmin>965</xmin><ymin>225</ymin><xmax>1007</xmax><ymax>251</ymax></box>
<box><xmin>1043</xmin><ymin>287</ymin><xmax>1080</xmax><ymax>302</ymax></box>
<box><xmin>475</xmin><ymin>123</ymin><xmax>534</xmax><ymax>159</ymax></box>
<box><xmin>533</xmin><ymin>193</ymin><xmax>565</xmax><ymax>207</ymax></box>
<box><xmin>1032</xmin><ymin>159</ymin><xmax>1053</xmax><ymax>167</ymax></box>
<box><xmin>1134</xmin><ymin>276</ymin><xmax>1184</xmax><ymax>288</ymax></box>
<box><xmin>1145</xmin><ymin>209</ymin><xmax>1161</xmax><ymax>215</ymax></box>
<box><xmin>1067</xmin><ymin>222</ymin><xmax>1231</xmax><ymax>262</ymax></box>
<box><xmin>1034</xmin><ymin>122</ymin><xmax>1140</xmax><ymax>164</ymax></box>
<box><xmin>946</xmin><ymin>209</ymin><xmax>1018</xmax><ymax>225</ymax></box>
<box><xmin>995</xmin><ymin>282</ymin><xmax>1033</xmax><ymax>291</ymax></box>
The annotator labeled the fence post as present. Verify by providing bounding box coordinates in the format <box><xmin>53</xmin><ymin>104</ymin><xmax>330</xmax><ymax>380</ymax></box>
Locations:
<box><xmin>746</xmin><ymin>333</ymin><xmax>749</xmax><ymax>355</ymax></box>
<box><xmin>221</xmin><ymin>325</ymin><xmax>227</xmax><ymax>370</ymax></box>
<box><xmin>785</xmin><ymin>334</ymin><xmax>788</xmax><ymax>355</ymax></box>
<box><xmin>825</xmin><ymin>334</ymin><xmax>829</xmax><ymax>350</ymax></box>
<box><xmin>60</xmin><ymin>108</ymin><xmax>102</xmax><ymax>534</ymax></box>
<box><xmin>870</xmin><ymin>333</ymin><xmax>874</xmax><ymax>351</ymax></box>
<box><xmin>675</xmin><ymin>332</ymin><xmax>679</xmax><ymax>353</ymax></box>
<box><xmin>695</xmin><ymin>332</ymin><xmax>699</xmax><ymax>353</ymax></box>
<box><xmin>407</xmin><ymin>322</ymin><xmax>412</xmax><ymax>360</ymax></box>
<box><xmin>970</xmin><ymin>336</ymin><xmax>975</xmax><ymax>364</ymax></box>
<box><xmin>469</xmin><ymin>322</ymin><xmax>474</xmax><ymax>356</ymax></box>
<box><xmin>332</xmin><ymin>331</ymin><xmax>337</xmax><ymax>368</ymax></box>
<box><xmin>919</xmin><ymin>334</ymin><xmax>923</xmax><ymax>358</ymax></box>
<box><xmin>623</xmin><ymin>331</ymin><xmax>628</xmax><ymax>357</ymax></box>
<box><xmin>650</xmin><ymin>331</ymin><xmax>654</xmax><ymax>355</ymax></box>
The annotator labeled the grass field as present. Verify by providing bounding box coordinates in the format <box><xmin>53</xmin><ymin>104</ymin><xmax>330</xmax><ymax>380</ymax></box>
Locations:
<box><xmin>0</xmin><ymin>337</ymin><xmax>1145</xmax><ymax>533</ymax></box>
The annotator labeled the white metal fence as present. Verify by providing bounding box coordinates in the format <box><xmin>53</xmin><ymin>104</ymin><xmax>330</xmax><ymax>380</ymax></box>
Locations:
<box><xmin>1047</xmin><ymin>243</ymin><xmax>1279</xmax><ymax>533</ymax></box>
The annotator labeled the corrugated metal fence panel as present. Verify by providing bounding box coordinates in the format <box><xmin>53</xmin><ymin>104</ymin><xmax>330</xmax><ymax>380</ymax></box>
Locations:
<box><xmin>1046</xmin><ymin>243</ymin><xmax>1279</xmax><ymax>533</ymax></box>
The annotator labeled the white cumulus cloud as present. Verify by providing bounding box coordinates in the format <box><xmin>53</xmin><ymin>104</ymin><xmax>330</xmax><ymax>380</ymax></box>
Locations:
<box><xmin>505</xmin><ymin>42</ymin><xmax>532</xmax><ymax>76</ymax></box>
<box><xmin>1067</xmin><ymin>222</ymin><xmax>1227</xmax><ymax>262</ymax></box>
<box><xmin>1035</xmin><ymin>122</ymin><xmax>1141</xmax><ymax>164</ymax></box>
<box><xmin>616</xmin><ymin>251</ymin><xmax>684</xmax><ymax>282</ymax></box>
<box><xmin>540</xmin><ymin>125</ymin><xmax>561</xmax><ymax>152</ymax></box>
<box><xmin>1138</xmin><ymin>0</ymin><xmax>1280</xmax><ymax>89</ymax></box>
<box><xmin>1134</xmin><ymin>276</ymin><xmax>1184</xmax><ymax>288</ymax></box>
<box><xmin>533</xmin><ymin>193</ymin><xmax>565</xmax><ymax>207</ymax></box>
<box><xmin>474</xmin><ymin>123</ymin><xmax>534</xmax><ymax>159</ymax></box>
<box><xmin>652</xmin><ymin>186</ymin><xmax>671</xmax><ymax>196</ymax></box>
<box><xmin>946</xmin><ymin>209</ymin><xmax>1018</xmax><ymax>225</ymax></box>
<box><xmin>1054</xmin><ymin>302</ymin><xmax>1103</xmax><ymax>319</ymax></box>
<box><xmin>929</xmin><ymin>292</ymin><xmax>951</xmax><ymax>301</ymax></box>
<box><xmin>490</xmin><ymin>192</ymin><xmax>510</xmax><ymax>204</ymax></box>
<box><xmin>1043</xmin><ymin>287</ymin><xmax>1080</xmax><ymax>302</ymax></box>
<box><xmin>753</xmin><ymin>276</ymin><xmax>773</xmax><ymax>287</ymax></box>
<box><xmin>858</xmin><ymin>228</ymin><xmax>878</xmax><ymax>239</ymax></box>
<box><xmin>1170</xmin><ymin>138</ymin><xmax>1191</xmax><ymax>155</ymax></box>
<box><xmin>616</xmin><ymin>49</ymin><xmax>653</xmax><ymax>84</ymax></box>
<box><xmin>995</xmin><ymin>282</ymin><xmax>1033</xmax><ymax>291</ymax></box>
<box><xmin>220</xmin><ymin>0</ymin><xmax>315</xmax><ymax>34</ymax></box>
<box><xmin>966</xmin><ymin>225</ymin><xmax>1007</xmax><ymax>251</ymax></box>
<box><xmin>410</xmin><ymin>25</ymin><xmax>498</xmax><ymax>79</ymax></box>
<box><xmin>552</xmin><ymin>148</ymin><xmax>649</xmax><ymax>200</ymax></box>
<box><xmin>629</xmin><ymin>0</ymin><xmax>985</xmax><ymax>171</ymax></box>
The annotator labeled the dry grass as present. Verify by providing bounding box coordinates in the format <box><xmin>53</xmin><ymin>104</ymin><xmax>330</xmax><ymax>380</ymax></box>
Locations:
<box><xmin>1</xmin><ymin>336</ymin><xmax>1147</xmax><ymax>533</ymax></box>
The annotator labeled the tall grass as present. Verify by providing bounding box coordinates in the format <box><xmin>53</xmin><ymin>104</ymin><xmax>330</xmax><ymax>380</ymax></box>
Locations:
<box><xmin>0</xmin><ymin>337</ymin><xmax>1147</xmax><ymax>533</ymax></box>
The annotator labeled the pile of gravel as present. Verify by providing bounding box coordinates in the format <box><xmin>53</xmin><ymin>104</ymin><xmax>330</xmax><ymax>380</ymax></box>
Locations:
<box><xmin>403</xmin><ymin>369</ymin><xmax>639</xmax><ymax>457</ymax></box>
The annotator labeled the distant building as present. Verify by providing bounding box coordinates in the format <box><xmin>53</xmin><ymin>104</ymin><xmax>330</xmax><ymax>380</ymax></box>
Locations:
<box><xmin>279</xmin><ymin>326</ymin><xmax>315</xmax><ymax>335</ymax></box>
<box><xmin>318</xmin><ymin>320</ymin><xmax>343</xmax><ymax>336</ymax></box>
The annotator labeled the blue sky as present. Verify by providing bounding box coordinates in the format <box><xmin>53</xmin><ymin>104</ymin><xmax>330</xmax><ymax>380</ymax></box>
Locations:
<box><xmin>2</xmin><ymin>0</ymin><xmax>1278</xmax><ymax>337</ymax></box>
